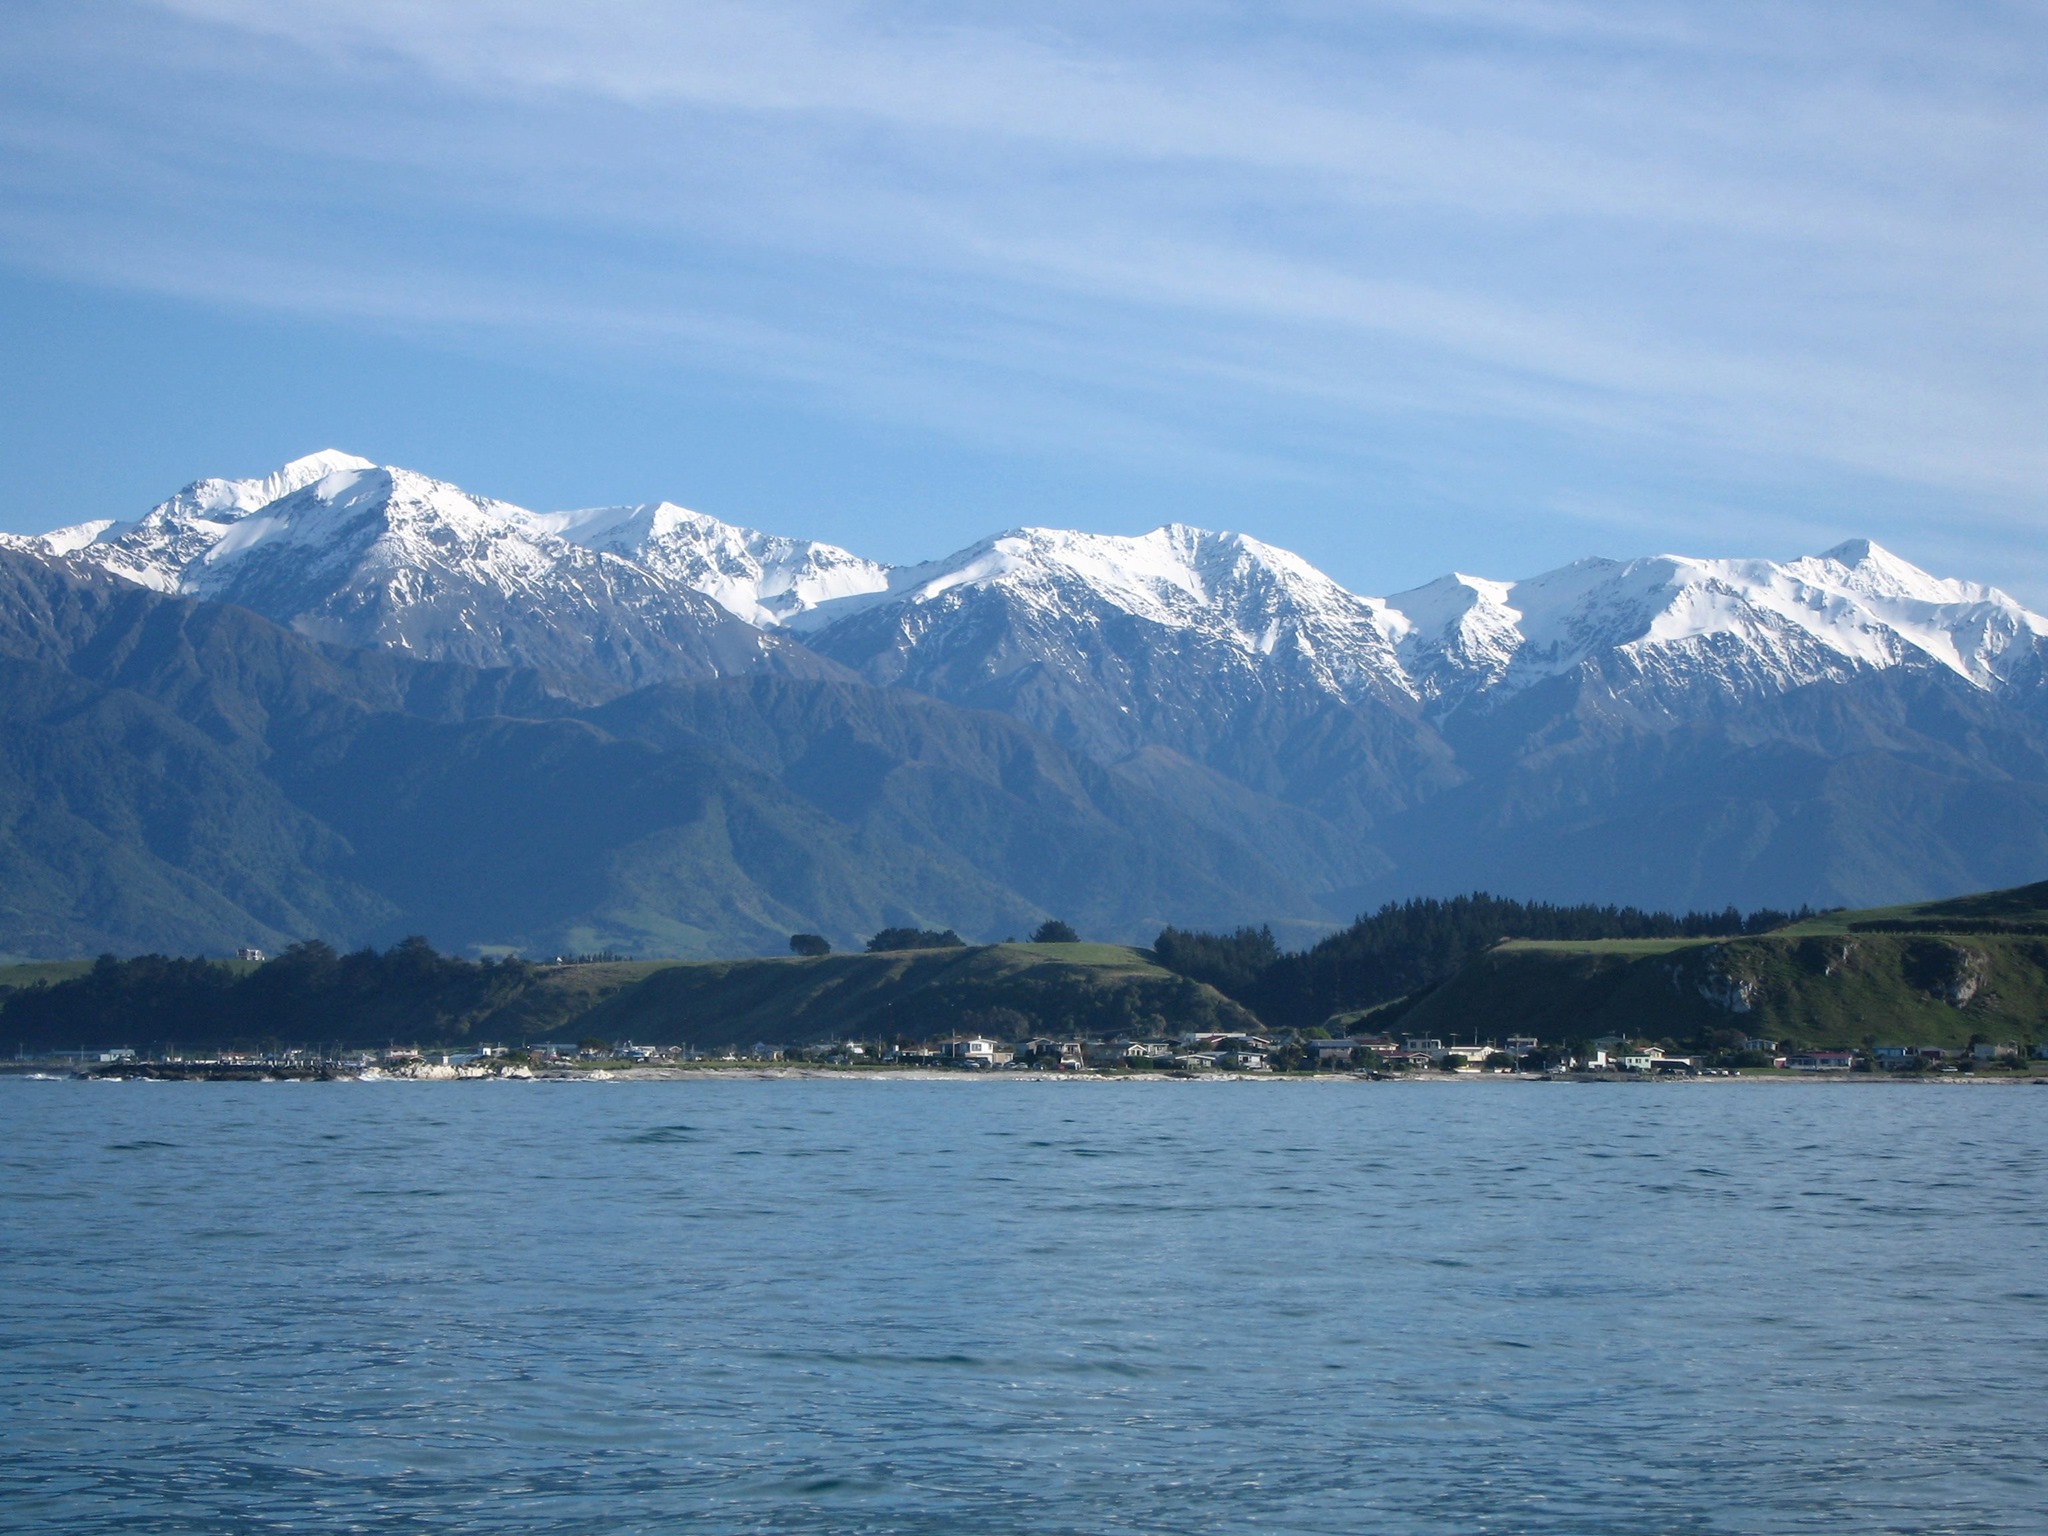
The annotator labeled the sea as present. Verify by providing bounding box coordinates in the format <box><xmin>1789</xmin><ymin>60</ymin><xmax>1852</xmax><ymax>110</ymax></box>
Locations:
<box><xmin>2</xmin><ymin>1076</ymin><xmax>2044</xmax><ymax>1535</ymax></box>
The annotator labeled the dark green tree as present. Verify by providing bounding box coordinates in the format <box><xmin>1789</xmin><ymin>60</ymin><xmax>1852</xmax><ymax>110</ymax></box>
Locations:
<box><xmin>866</xmin><ymin>927</ymin><xmax>966</xmax><ymax>953</ymax></box>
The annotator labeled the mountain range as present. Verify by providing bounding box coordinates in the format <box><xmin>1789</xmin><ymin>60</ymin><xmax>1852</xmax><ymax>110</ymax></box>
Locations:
<box><xmin>3</xmin><ymin>449</ymin><xmax>2045</xmax><ymax>959</ymax></box>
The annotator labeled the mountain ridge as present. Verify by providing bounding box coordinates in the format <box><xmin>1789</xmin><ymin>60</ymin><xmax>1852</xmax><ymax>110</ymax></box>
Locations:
<box><xmin>7</xmin><ymin>451</ymin><xmax>2048</xmax><ymax>955</ymax></box>
<box><xmin>22</xmin><ymin>451</ymin><xmax>2044</xmax><ymax>719</ymax></box>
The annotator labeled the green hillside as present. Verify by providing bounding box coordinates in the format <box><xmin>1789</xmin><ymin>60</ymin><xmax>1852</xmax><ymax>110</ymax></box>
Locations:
<box><xmin>1399</xmin><ymin>882</ymin><xmax>2048</xmax><ymax>1051</ymax></box>
<box><xmin>1777</xmin><ymin>879</ymin><xmax>2048</xmax><ymax>936</ymax></box>
<box><xmin>569</xmin><ymin>942</ymin><xmax>1254</xmax><ymax>1049</ymax></box>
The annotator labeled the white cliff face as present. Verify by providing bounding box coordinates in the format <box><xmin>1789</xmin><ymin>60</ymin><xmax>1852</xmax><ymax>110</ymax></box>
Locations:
<box><xmin>532</xmin><ymin>501</ymin><xmax>891</xmax><ymax>629</ymax></box>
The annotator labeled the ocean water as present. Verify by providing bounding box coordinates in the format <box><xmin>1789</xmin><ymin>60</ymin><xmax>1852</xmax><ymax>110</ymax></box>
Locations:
<box><xmin>2</xmin><ymin>1077</ymin><xmax>2045</xmax><ymax>1535</ymax></box>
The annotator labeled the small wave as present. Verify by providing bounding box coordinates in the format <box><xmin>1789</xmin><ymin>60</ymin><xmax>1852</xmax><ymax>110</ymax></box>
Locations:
<box><xmin>622</xmin><ymin>1125</ymin><xmax>699</xmax><ymax>1144</ymax></box>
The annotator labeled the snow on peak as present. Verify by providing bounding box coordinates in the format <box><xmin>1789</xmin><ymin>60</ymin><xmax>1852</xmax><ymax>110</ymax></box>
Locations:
<box><xmin>532</xmin><ymin>501</ymin><xmax>890</xmax><ymax>629</ymax></box>
<box><xmin>35</xmin><ymin>519</ymin><xmax>118</xmax><ymax>556</ymax></box>
<box><xmin>157</xmin><ymin>449</ymin><xmax>378</xmax><ymax>524</ymax></box>
<box><xmin>19</xmin><ymin>448</ymin><xmax>2041</xmax><ymax>715</ymax></box>
<box><xmin>1372</xmin><ymin>542</ymin><xmax>2048</xmax><ymax>704</ymax></box>
<box><xmin>851</xmin><ymin>523</ymin><xmax>1370</xmax><ymax>630</ymax></box>
<box><xmin>805</xmin><ymin>518</ymin><xmax>2046</xmax><ymax>714</ymax></box>
<box><xmin>189</xmin><ymin>463</ymin><xmax>538</xmax><ymax>585</ymax></box>
<box><xmin>807</xmin><ymin>521</ymin><xmax>1409</xmax><ymax>700</ymax></box>
<box><xmin>25</xmin><ymin>450</ymin><xmax>381</xmax><ymax>592</ymax></box>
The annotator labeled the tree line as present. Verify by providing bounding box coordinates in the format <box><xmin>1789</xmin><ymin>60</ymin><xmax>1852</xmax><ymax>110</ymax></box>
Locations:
<box><xmin>790</xmin><ymin>919</ymin><xmax>1080</xmax><ymax>957</ymax></box>
<box><xmin>0</xmin><ymin>938</ymin><xmax>533</xmax><ymax>1054</ymax></box>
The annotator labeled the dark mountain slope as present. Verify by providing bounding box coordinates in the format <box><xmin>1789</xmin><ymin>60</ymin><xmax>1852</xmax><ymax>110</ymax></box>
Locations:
<box><xmin>1366</xmin><ymin>665</ymin><xmax>2048</xmax><ymax>912</ymax></box>
<box><xmin>0</xmin><ymin>548</ymin><xmax>1343</xmax><ymax>957</ymax></box>
<box><xmin>0</xmin><ymin>654</ymin><xmax>396</xmax><ymax>957</ymax></box>
<box><xmin>810</xmin><ymin>582</ymin><xmax>1462</xmax><ymax>831</ymax></box>
<box><xmin>582</xmin><ymin>677</ymin><xmax>1334</xmax><ymax>943</ymax></box>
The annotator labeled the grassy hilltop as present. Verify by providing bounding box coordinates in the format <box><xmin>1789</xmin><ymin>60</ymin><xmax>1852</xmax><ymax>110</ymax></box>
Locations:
<box><xmin>566</xmin><ymin>941</ymin><xmax>1255</xmax><ymax>1049</ymax></box>
<box><xmin>1397</xmin><ymin>881</ymin><xmax>2048</xmax><ymax>1050</ymax></box>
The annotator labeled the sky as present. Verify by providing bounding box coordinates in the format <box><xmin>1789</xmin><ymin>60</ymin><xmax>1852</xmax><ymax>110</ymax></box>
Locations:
<box><xmin>1</xmin><ymin>0</ymin><xmax>2044</xmax><ymax>600</ymax></box>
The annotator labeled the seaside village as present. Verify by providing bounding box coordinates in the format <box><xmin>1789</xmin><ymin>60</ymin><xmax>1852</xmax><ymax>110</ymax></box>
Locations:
<box><xmin>57</xmin><ymin>1028</ymin><xmax>2046</xmax><ymax>1079</ymax></box>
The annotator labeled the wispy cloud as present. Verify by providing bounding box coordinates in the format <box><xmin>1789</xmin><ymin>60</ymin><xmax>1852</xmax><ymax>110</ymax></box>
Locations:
<box><xmin>1</xmin><ymin>0</ymin><xmax>2043</xmax><ymax>584</ymax></box>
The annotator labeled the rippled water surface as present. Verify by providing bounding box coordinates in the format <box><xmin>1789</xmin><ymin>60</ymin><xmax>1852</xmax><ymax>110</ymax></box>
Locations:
<box><xmin>4</xmin><ymin>1077</ymin><xmax>2046</xmax><ymax>1534</ymax></box>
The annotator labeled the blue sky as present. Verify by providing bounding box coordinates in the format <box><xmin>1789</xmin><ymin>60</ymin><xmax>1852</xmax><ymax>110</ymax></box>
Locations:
<box><xmin>2</xmin><ymin>1</ymin><xmax>2044</xmax><ymax>600</ymax></box>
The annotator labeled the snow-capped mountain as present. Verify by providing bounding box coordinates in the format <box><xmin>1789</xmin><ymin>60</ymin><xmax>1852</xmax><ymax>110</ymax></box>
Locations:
<box><xmin>812</xmin><ymin>523</ymin><xmax>1409</xmax><ymax>698</ymax></box>
<box><xmin>19</xmin><ymin>447</ymin><xmax>2046</xmax><ymax>769</ymax></box>
<box><xmin>1377</xmin><ymin>540</ymin><xmax>2048</xmax><ymax>715</ymax></box>
<box><xmin>803</xmin><ymin>524</ymin><xmax>2047</xmax><ymax>727</ymax></box>
<box><xmin>11</xmin><ymin>449</ymin><xmax>2048</xmax><ymax>938</ymax></box>
<box><xmin>29</xmin><ymin>450</ymin><xmax>376</xmax><ymax>592</ymax></box>
<box><xmin>799</xmin><ymin>524</ymin><xmax>1454</xmax><ymax>826</ymax></box>
<box><xmin>24</xmin><ymin>453</ymin><xmax>836</xmax><ymax>690</ymax></box>
<box><xmin>531</xmin><ymin>501</ymin><xmax>890</xmax><ymax>629</ymax></box>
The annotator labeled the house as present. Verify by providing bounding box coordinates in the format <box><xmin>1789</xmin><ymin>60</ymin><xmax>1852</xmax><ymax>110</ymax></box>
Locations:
<box><xmin>1973</xmin><ymin>1042</ymin><xmax>2019</xmax><ymax>1062</ymax></box>
<box><xmin>1619</xmin><ymin>1049</ymin><xmax>1663</xmax><ymax>1072</ymax></box>
<box><xmin>1787</xmin><ymin>1050</ymin><xmax>1857</xmax><ymax>1072</ymax></box>
<box><xmin>1742</xmin><ymin>1037</ymin><xmax>1779</xmax><ymax>1054</ymax></box>
<box><xmin>1305</xmin><ymin>1040</ymin><xmax>1358</xmax><ymax>1068</ymax></box>
<box><xmin>1403</xmin><ymin>1037</ymin><xmax>1445</xmax><ymax>1057</ymax></box>
<box><xmin>1179</xmin><ymin>1032</ymin><xmax>1273</xmax><ymax>1053</ymax></box>
<box><xmin>236</xmin><ymin>947</ymin><xmax>266</xmax><ymax>963</ymax></box>
<box><xmin>1650</xmin><ymin>1055</ymin><xmax>1701</xmax><ymax>1073</ymax></box>
<box><xmin>1873</xmin><ymin>1046</ymin><xmax>1919</xmax><ymax>1069</ymax></box>
<box><xmin>937</xmin><ymin>1036</ymin><xmax>1001</xmax><ymax>1066</ymax></box>
<box><xmin>1504</xmin><ymin>1035</ymin><xmax>1540</xmax><ymax>1056</ymax></box>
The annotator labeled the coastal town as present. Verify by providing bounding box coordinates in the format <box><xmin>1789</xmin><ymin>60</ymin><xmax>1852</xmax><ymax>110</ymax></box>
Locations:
<box><xmin>29</xmin><ymin>1027</ymin><xmax>2048</xmax><ymax>1081</ymax></box>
